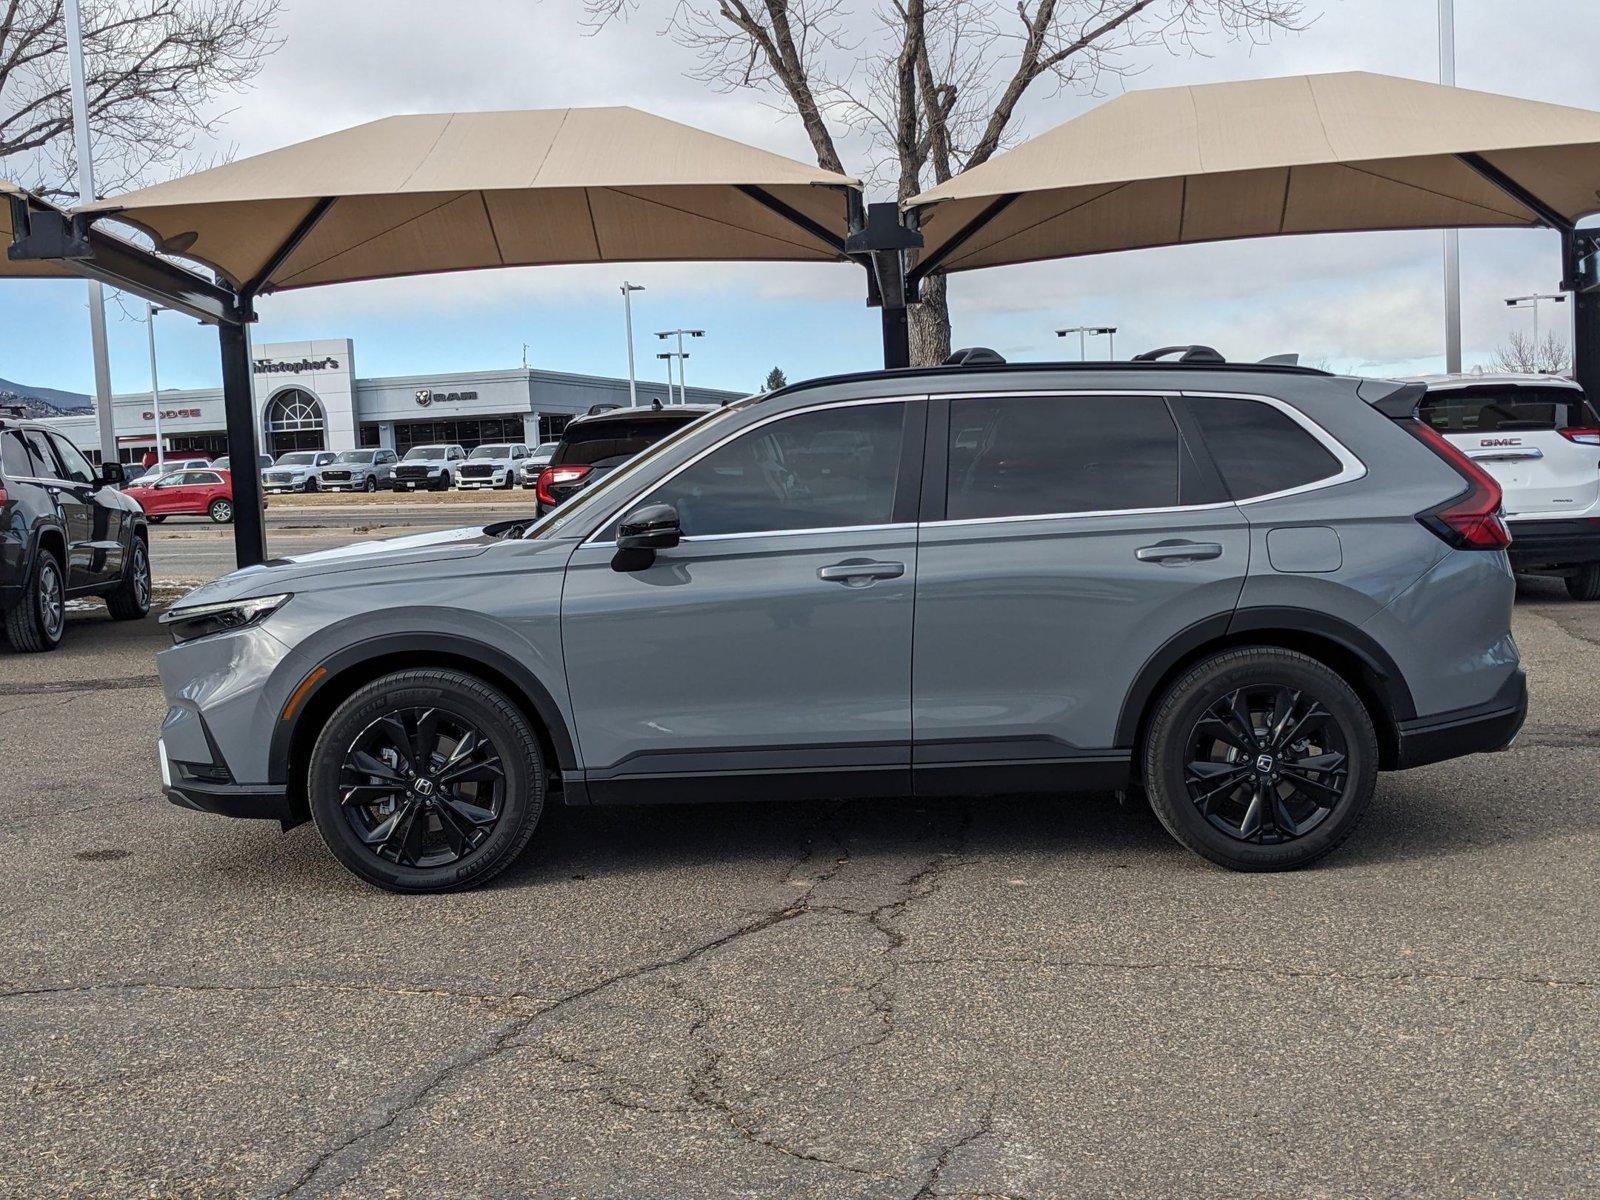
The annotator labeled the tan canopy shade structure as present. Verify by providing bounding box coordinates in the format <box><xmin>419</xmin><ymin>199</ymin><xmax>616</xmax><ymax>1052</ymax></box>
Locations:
<box><xmin>80</xmin><ymin>107</ymin><xmax>859</xmax><ymax>294</ymax></box>
<box><xmin>906</xmin><ymin>71</ymin><xmax>1600</xmax><ymax>276</ymax></box>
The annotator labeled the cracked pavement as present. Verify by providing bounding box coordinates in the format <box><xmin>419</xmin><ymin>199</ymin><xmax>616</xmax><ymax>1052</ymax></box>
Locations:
<box><xmin>3</xmin><ymin>574</ymin><xmax>1599</xmax><ymax>1198</ymax></box>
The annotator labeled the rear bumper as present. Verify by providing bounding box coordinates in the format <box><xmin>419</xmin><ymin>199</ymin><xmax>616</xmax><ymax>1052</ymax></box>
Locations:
<box><xmin>1507</xmin><ymin>518</ymin><xmax>1600</xmax><ymax>568</ymax></box>
<box><xmin>1393</xmin><ymin>668</ymin><xmax>1527</xmax><ymax>769</ymax></box>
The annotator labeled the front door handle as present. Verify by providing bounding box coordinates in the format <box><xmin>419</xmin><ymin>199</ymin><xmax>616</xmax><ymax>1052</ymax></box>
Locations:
<box><xmin>817</xmin><ymin>560</ymin><xmax>905</xmax><ymax>586</ymax></box>
<box><xmin>1136</xmin><ymin>540</ymin><xmax>1223</xmax><ymax>564</ymax></box>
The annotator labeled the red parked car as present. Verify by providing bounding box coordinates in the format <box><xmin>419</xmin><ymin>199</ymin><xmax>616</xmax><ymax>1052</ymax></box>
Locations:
<box><xmin>124</xmin><ymin>467</ymin><xmax>259</xmax><ymax>524</ymax></box>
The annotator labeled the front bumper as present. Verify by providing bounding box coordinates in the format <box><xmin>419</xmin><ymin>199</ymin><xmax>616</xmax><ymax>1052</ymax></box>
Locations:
<box><xmin>158</xmin><ymin>735</ymin><xmax>291</xmax><ymax>821</ymax></box>
<box><xmin>1506</xmin><ymin>518</ymin><xmax>1600</xmax><ymax>569</ymax></box>
<box><xmin>1393</xmin><ymin>668</ymin><xmax>1527</xmax><ymax>769</ymax></box>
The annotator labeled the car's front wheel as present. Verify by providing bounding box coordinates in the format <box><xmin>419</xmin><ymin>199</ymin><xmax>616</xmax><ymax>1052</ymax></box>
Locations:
<box><xmin>363</xmin><ymin>475</ymin><xmax>377</xmax><ymax>493</ymax></box>
<box><xmin>308</xmin><ymin>669</ymin><xmax>547</xmax><ymax>892</ymax></box>
<box><xmin>302</xmin><ymin>477</ymin><xmax>318</xmax><ymax>493</ymax></box>
<box><xmin>3</xmin><ymin>550</ymin><xmax>66</xmax><ymax>652</ymax></box>
<box><xmin>1565</xmin><ymin>563</ymin><xmax>1600</xmax><ymax>601</ymax></box>
<box><xmin>1142</xmin><ymin>647</ymin><xmax>1377</xmax><ymax>872</ymax></box>
<box><xmin>208</xmin><ymin>498</ymin><xmax>233</xmax><ymax>524</ymax></box>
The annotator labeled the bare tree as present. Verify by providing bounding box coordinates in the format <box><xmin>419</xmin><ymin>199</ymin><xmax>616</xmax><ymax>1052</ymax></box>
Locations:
<box><xmin>1491</xmin><ymin>329</ymin><xmax>1571</xmax><ymax>375</ymax></box>
<box><xmin>0</xmin><ymin>0</ymin><xmax>282</xmax><ymax>200</ymax></box>
<box><xmin>585</xmin><ymin>0</ymin><xmax>1309</xmax><ymax>363</ymax></box>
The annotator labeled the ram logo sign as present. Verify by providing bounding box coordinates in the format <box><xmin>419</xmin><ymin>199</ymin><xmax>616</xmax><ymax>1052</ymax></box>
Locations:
<box><xmin>415</xmin><ymin>388</ymin><xmax>478</xmax><ymax>407</ymax></box>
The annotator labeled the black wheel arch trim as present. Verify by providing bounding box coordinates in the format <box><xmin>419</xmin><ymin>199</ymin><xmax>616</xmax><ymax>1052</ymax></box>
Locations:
<box><xmin>266</xmin><ymin>632</ymin><xmax>579</xmax><ymax>786</ymax></box>
<box><xmin>1115</xmin><ymin>607</ymin><xmax>1417</xmax><ymax>749</ymax></box>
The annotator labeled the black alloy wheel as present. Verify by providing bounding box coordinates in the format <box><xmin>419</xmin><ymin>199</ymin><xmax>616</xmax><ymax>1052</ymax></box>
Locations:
<box><xmin>308</xmin><ymin>670</ymin><xmax>546</xmax><ymax>891</ymax></box>
<box><xmin>106</xmin><ymin>537</ymin><xmax>152</xmax><ymax>621</ymax></box>
<box><xmin>1142</xmin><ymin>647</ymin><xmax>1377</xmax><ymax>871</ymax></box>
<box><xmin>4</xmin><ymin>552</ymin><xmax>66</xmax><ymax>651</ymax></box>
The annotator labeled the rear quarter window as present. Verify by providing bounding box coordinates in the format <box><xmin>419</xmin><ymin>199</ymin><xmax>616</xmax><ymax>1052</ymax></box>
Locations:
<box><xmin>1418</xmin><ymin>385</ymin><xmax>1596</xmax><ymax>433</ymax></box>
<box><xmin>1186</xmin><ymin>397</ymin><xmax>1342</xmax><ymax>500</ymax></box>
<box><xmin>555</xmin><ymin>417</ymin><xmax>700</xmax><ymax>468</ymax></box>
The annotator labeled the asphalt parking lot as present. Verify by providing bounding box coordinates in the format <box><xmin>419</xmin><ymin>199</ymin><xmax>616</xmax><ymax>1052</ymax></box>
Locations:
<box><xmin>3</xmin><ymin>508</ymin><xmax>1598</xmax><ymax>1198</ymax></box>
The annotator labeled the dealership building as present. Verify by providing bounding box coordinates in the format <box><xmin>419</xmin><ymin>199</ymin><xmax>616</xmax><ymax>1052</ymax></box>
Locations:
<box><xmin>38</xmin><ymin>337</ymin><xmax>739</xmax><ymax>464</ymax></box>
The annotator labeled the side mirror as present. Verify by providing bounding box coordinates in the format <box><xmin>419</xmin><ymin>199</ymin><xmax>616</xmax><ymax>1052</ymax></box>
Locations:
<box><xmin>98</xmin><ymin>461</ymin><xmax>126</xmax><ymax>487</ymax></box>
<box><xmin>613</xmin><ymin>503</ymin><xmax>680</xmax><ymax>571</ymax></box>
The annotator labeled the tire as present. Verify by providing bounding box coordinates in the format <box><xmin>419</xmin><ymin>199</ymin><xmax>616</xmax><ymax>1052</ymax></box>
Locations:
<box><xmin>435</xmin><ymin>473</ymin><xmax>450</xmax><ymax>492</ymax></box>
<box><xmin>303</xmin><ymin>477</ymin><xmax>319</xmax><ymax>493</ymax></box>
<box><xmin>1566</xmin><ymin>564</ymin><xmax>1600</xmax><ymax>601</ymax></box>
<box><xmin>307</xmin><ymin>669</ymin><xmax>546</xmax><ymax>892</ymax></box>
<box><xmin>148</xmin><ymin>514</ymin><xmax>167</xmax><ymax>524</ymax></box>
<box><xmin>4</xmin><ymin>548</ymin><xmax>66</xmax><ymax>652</ymax></box>
<box><xmin>208</xmin><ymin>498</ymin><xmax>234</xmax><ymax>524</ymax></box>
<box><xmin>364</xmin><ymin>475</ymin><xmax>377</xmax><ymax>493</ymax></box>
<box><xmin>105</xmin><ymin>535</ymin><xmax>151</xmax><ymax>621</ymax></box>
<box><xmin>1141</xmin><ymin>647</ymin><xmax>1378</xmax><ymax>872</ymax></box>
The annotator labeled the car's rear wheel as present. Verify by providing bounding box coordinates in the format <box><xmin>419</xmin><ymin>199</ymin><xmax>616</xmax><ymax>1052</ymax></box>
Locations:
<box><xmin>1565</xmin><ymin>563</ymin><xmax>1600</xmax><ymax>601</ymax></box>
<box><xmin>308</xmin><ymin>669</ymin><xmax>546</xmax><ymax>892</ymax></box>
<box><xmin>4</xmin><ymin>550</ymin><xmax>66</xmax><ymax>652</ymax></box>
<box><xmin>1142</xmin><ymin>647</ymin><xmax>1377</xmax><ymax>872</ymax></box>
<box><xmin>208</xmin><ymin>498</ymin><xmax>233</xmax><ymax>524</ymax></box>
<box><xmin>148</xmin><ymin>514</ymin><xmax>167</xmax><ymax>524</ymax></box>
<box><xmin>105</xmin><ymin>536</ymin><xmax>151</xmax><ymax>621</ymax></box>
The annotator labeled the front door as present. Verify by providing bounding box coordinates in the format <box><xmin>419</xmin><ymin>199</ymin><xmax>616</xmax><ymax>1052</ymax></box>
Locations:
<box><xmin>561</xmin><ymin>399</ymin><xmax>923</xmax><ymax>803</ymax></box>
<box><xmin>911</xmin><ymin>392</ymin><xmax>1250</xmax><ymax>793</ymax></box>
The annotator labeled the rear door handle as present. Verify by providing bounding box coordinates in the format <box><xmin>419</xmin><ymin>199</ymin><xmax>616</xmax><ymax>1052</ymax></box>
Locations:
<box><xmin>1136</xmin><ymin>541</ymin><xmax>1223</xmax><ymax>564</ymax></box>
<box><xmin>817</xmin><ymin>560</ymin><xmax>905</xmax><ymax>586</ymax></box>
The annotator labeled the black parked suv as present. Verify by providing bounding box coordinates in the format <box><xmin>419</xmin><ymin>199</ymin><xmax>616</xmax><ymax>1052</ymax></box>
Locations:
<box><xmin>0</xmin><ymin>416</ymin><xmax>149</xmax><ymax>651</ymax></box>
<box><xmin>534</xmin><ymin>402</ymin><xmax>719</xmax><ymax>514</ymax></box>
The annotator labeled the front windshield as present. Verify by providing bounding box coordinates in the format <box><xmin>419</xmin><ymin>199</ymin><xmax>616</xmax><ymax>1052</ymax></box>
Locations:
<box><xmin>470</xmin><ymin>445</ymin><xmax>510</xmax><ymax>459</ymax></box>
<box><xmin>277</xmin><ymin>452</ymin><xmax>318</xmax><ymax>466</ymax></box>
<box><xmin>335</xmin><ymin>450</ymin><xmax>375</xmax><ymax>463</ymax></box>
<box><xmin>535</xmin><ymin>442</ymin><xmax>559</xmax><ymax>455</ymax></box>
<box><xmin>404</xmin><ymin>447</ymin><xmax>446</xmax><ymax>461</ymax></box>
<box><xmin>525</xmin><ymin>398</ymin><xmax>755</xmax><ymax>540</ymax></box>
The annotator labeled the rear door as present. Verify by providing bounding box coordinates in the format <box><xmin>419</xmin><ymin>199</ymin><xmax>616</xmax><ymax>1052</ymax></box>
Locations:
<box><xmin>911</xmin><ymin>391</ymin><xmax>1249</xmax><ymax>791</ymax></box>
<box><xmin>1421</xmin><ymin>383</ymin><xmax>1600</xmax><ymax>519</ymax></box>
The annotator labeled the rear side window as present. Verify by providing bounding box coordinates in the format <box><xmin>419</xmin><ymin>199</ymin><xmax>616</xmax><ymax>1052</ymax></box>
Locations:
<box><xmin>946</xmin><ymin>394</ymin><xmax>1179</xmax><ymax>520</ymax></box>
<box><xmin>1187</xmin><ymin>397</ymin><xmax>1341</xmax><ymax>500</ymax></box>
<box><xmin>556</xmin><ymin>417</ymin><xmax>699</xmax><ymax>468</ymax></box>
<box><xmin>1</xmin><ymin>431</ymin><xmax>36</xmax><ymax>479</ymax></box>
<box><xmin>1418</xmin><ymin>385</ymin><xmax>1597</xmax><ymax>433</ymax></box>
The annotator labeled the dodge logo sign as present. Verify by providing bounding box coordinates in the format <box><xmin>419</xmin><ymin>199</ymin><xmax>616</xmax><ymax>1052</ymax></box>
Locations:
<box><xmin>415</xmin><ymin>388</ymin><xmax>478</xmax><ymax>407</ymax></box>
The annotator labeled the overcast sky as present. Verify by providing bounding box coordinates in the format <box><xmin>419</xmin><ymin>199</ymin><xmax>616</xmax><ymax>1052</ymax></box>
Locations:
<box><xmin>2</xmin><ymin>0</ymin><xmax>1597</xmax><ymax>396</ymax></box>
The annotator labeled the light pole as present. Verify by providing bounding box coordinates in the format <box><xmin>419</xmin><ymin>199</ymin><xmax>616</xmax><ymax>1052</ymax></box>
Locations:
<box><xmin>1506</xmin><ymin>293</ymin><xmax>1568</xmax><ymax>367</ymax></box>
<box><xmin>1056</xmin><ymin>325</ymin><xmax>1117</xmax><ymax>361</ymax></box>
<box><xmin>64</xmin><ymin>0</ymin><xmax>116</xmax><ymax>467</ymax></box>
<box><xmin>656</xmin><ymin>350</ymin><xmax>687</xmax><ymax>401</ymax></box>
<box><xmin>1440</xmin><ymin>0</ymin><xmax>1462</xmax><ymax>374</ymax></box>
<box><xmin>621</xmin><ymin>282</ymin><xmax>645</xmax><ymax>406</ymax></box>
<box><xmin>656</xmin><ymin>329</ymin><xmax>705</xmax><ymax>402</ymax></box>
<box><xmin>145</xmin><ymin>304</ymin><xmax>167</xmax><ymax>473</ymax></box>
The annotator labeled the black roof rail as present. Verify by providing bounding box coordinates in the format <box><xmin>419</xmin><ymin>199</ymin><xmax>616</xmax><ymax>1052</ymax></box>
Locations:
<box><xmin>944</xmin><ymin>347</ymin><xmax>1007</xmax><ymax>366</ymax></box>
<box><xmin>1132</xmin><ymin>344</ymin><xmax>1226</xmax><ymax>364</ymax></box>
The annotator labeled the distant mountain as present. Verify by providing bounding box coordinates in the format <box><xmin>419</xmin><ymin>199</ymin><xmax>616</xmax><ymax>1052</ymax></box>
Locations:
<box><xmin>0</xmin><ymin>377</ymin><xmax>92</xmax><ymax>417</ymax></box>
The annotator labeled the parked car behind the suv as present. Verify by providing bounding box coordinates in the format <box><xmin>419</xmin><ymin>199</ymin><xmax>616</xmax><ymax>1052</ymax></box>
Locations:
<box><xmin>125</xmin><ymin>467</ymin><xmax>252</xmax><ymax>524</ymax></box>
<box><xmin>264</xmin><ymin>450</ymin><xmax>338</xmax><ymax>493</ymax></box>
<box><xmin>534</xmin><ymin>402</ymin><xmax>717</xmax><ymax>514</ymax></box>
<box><xmin>1415</xmin><ymin>373</ymin><xmax>1600</xmax><ymax>598</ymax></box>
<box><xmin>318</xmin><ymin>448</ymin><xmax>398</xmax><ymax>493</ymax></box>
<box><xmin>392</xmin><ymin>444</ymin><xmax>465</xmax><ymax>491</ymax></box>
<box><xmin>155</xmin><ymin>353</ymin><xmax>1526</xmax><ymax>891</ymax></box>
<box><xmin>457</xmin><ymin>443</ymin><xmax>529</xmax><ymax>490</ymax></box>
<box><xmin>128</xmin><ymin>457</ymin><xmax>213</xmax><ymax>487</ymax></box>
<box><xmin>215</xmin><ymin>452</ymin><xmax>273</xmax><ymax>474</ymax></box>
<box><xmin>518</xmin><ymin>442</ymin><xmax>561</xmax><ymax>489</ymax></box>
<box><xmin>1</xmin><ymin>418</ymin><xmax>149</xmax><ymax>651</ymax></box>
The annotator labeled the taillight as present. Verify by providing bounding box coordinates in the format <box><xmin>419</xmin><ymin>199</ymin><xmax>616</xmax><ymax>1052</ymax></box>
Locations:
<box><xmin>1401</xmin><ymin>419</ymin><xmax>1511</xmax><ymax>550</ymax></box>
<box><xmin>0</xmin><ymin>482</ymin><xmax>8</xmax><ymax>507</ymax></box>
<box><xmin>1558</xmin><ymin>427</ymin><xmax>1600</xmax><ymax>445</ymax></box>
<box><xmin>536</xmin><ymin>464</ymin><xmax>590</xmax><ymax>506</ymax></box>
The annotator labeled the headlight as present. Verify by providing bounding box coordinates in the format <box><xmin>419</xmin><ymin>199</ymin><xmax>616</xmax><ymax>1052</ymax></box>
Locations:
<box><xmin>159</xmin><ymin>593</ymin><xmax>291</xmax><ymax>644</ymax></box>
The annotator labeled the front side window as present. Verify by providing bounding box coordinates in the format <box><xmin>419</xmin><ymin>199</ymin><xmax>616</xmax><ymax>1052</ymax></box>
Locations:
<box><xmin>48</xmin><ymin>434</ymin><xmax>96</xmax><ymax>485</ymax></box>
<box><xmin>946</xmin><ymin>394</ymin><xmax>1180</xmax><ymax>520</ymax></box>
<box><xmin>1186</xmin><ymin>396</ymin><xmax>1342</xmax><ymax>500</ymax></box>
<box><xmin>632</xmin><ymin>403</ymin><xmax>907</xmax><ymax>537</ymax></box>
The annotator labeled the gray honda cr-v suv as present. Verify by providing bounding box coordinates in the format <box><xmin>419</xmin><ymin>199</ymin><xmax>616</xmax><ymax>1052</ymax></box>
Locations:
<box><xmin>154</xmin><ymin>354</ymin><xmax>1526</xmax><ymax>891</ymax></box>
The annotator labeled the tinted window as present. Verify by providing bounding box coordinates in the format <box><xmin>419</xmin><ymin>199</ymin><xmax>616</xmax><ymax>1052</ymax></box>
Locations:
<box><xmin>17</xmin><ymin>430</ymin><xmax>63</xmax><ymax>480</ymax></box>
<box><xmin>1187</xmin><ymin>397</ymin><xmax>1341</xmax><ymax>499</ymax></box>
<box><xmin>1418</xmin><ymin>385</ymin><xmax>1597</xmax><ymax>433</ymax></box>
<box><xmin>947</xmin><ymin>395</ymin><xmax>1179</xmax><ymax>520</ymax></box>
<box><xmin>48</xmin><ymin>434</ymin><xmax>95</xmax><ymax>485</ymax></box>
<box><xmin>556</xmin><ymin>415</ymin><xmax>704</xmax><ymax>468</ymax></box>
<box><xmin>1</xmin><ymin>431</ymin><xmax>36</xmax><ymax>478</ymax></box>
<box><xmin>635</xmin><ymin>403</ymin><xmax>906</xmax><ymax>537</ymax></box>
<box><xmin>191</xmin><ymin>471</ymin><xmax>223</xmax><ymax>485</ymax></box>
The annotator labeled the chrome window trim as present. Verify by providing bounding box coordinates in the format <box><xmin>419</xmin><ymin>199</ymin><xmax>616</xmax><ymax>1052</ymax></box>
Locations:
<box><xmin>580</xmin><ymin>394</ymin><xmax>927</xmax><ymax>546</ymax></box>
<box><xmin>588</xmin><ymin>521</ymin><xmax>916</xmax><ymax>550</ymax></box>
<box><xmin>1178</xmin><ymin>389</ymin><xmax>1367</xmax><ymax>505</ymax></box>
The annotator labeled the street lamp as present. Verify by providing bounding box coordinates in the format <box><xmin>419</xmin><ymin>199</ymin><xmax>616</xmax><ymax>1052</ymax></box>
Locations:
<box><xmin>656</xmin><ymin>329</ymin><xmax>706</xmax><ymax>402</ymax></box>
<box><xmin>656</xmin><ymin>350</ymin><xmax>689</xmax><ymax>402</ymax></box>
<box><xmin>620</xmin><ymin>282</ymin><xmax>645</xmax><ymax>407</ymax></box>
<box><xmin>145</xmin><ymin>303</ymin><xmax>167</xmax><ymax>473</ymax></box>
<box><xmin>1505</xmin><ymin>293</ymin><xmax>1568</xmax><ymax>360</ymax></box>
<box><xmin>1056</xmin><ymin>325</ymin><xmax>1117</xmax><ymax>361</ymax></box>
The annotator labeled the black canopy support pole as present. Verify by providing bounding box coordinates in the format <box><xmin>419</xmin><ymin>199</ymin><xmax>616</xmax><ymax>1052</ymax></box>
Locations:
<box><xmin>218</xmin><ymin>312</ymin><xmax>267</xmax><ymax>568</ymax></box>
<box><xmin>845</xmin><ymin>201</ymin><xmax>922</xmax><ymax>369</ymax></box>
<box><xmin>243</xmin><ymin>196</ymin><xmax>336</xmax><ymax>296</ymax></box>
<box><xmin>905</xmin><ymin>193</ymin><xmax>1019</xmax><ymax>288</ymax></box>
<box><xmin>735</xmin><ymin>185</ymin><xmax>850</xmax><ymax>256</ymax></box>
<box><xmin>1454</xmin><ymin>152</ymin><xmax>1571</xmax><ymax>231</ymax></box>
<box><xmin>1564</xmin><ymin>230</ymin><xmax>1600</xmax><ymax>404</ymax></box>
